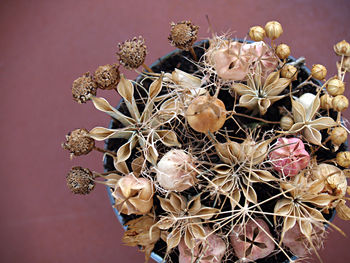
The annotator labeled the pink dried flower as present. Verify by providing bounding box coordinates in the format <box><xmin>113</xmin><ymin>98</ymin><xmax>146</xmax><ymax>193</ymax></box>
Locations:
<box><xmin>269</xmin><ymin>137</ymin><xmax>310</xmax><ymax>177</ymax></box>
<box><xmin>230</xmin><ymin>219</ymin><xmax>275</xmax><ymax>261</ymax></box>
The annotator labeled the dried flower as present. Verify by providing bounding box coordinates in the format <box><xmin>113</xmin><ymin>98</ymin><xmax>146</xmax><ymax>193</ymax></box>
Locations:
<box><xmin>186</xmin><ymin>94</ymin><xmax>226</xmax><ymax>133</ymax></box>
<box><xmin>112</xmin><ymin>174</ymin><xmax>154</xmax><ymax>215</ymax></box>
<box><xmin>333</xmin><ymin>95</ymin><xmax>349</xmax><ymax>112</ymax></box>
<box><xmin>311</xmin><ymin>64</ymin><xmax>327</xmax><ymax>80</ymax></box>
<box><xmin>156</xmin><ymin>149</ymin><xmax>197</xmax><ymax>191</ymax></box>
<box><xmin>264</xmin><ymin>21</ymin><xmax>283</xmax><ymax>40</ymax></box>
<box><xmin>230</xmin><ymin>219</ymin><xmax>275</xmax><ymax>261</ymax></box>
<box><xmin>280</xmin><ymin>115</ymin><xmax>294</xmax><ymax>130</ymax></box>
<box><xmin>334</xmin><ymin>40</ymin><xmax>350</xmax><ymax>56</ymax></box>
<box><xmin>118</xmin><ymin>36</ymin><xmax>147</xmax><ymax>69</ymax></box>
<box><xmin>94</xmin><ymin>64</ymin><xmax>120</xmax><ymax>90</ymax></box>
<box><xmin>168</xmin><ymin>21</ymin><xmax>199</xmax><ymax>50</ymax></box>
<box><xmin>320</xmin><ymin>94</ymin><xmax>333</xmax><ymax>110</ymax></box>
<box><xmin>336</xmin><ymin>151</ymin><xmax>350</xmax><ymax>168</ymax></box>
<box><xmin>71</xmin><ymin>73</ymin><xmax>97</xmax><ymax>103</ymax></box>
<box><xmin>66</xmin><ymin>166</ymin><xmax>95</xmax><ymax>194</ymax></box>
<box><xmin>249</xmin><ymin>26</ymin><xmax>265</xmax><ymax>41</ymax></box>
<box><xmin>281</xmin><ymin>64</ymin><xmax>298</xmax><ymax>80</ymax></box>
<box><xmin>326</xmin><ymin>78</ymin><xmax>345</xmax><ymax>96</ymax></box>
<box><xmin>330</xmin><ymin>127</ymin><xmax>348</xmax><ymax>146</ymax></box>
<box><xmin>62</xmin><ymin>128</ymin><xmax>95</xmax><ymax>157</ymax></box>
<box><xmin>275</xmin><ymin>43</ymin><xmax>290</xmax><ymax>59</ymax></box>
<box><xmin>269</xmin><ymin>137</ymin><xmax>310</xmax><ymax>177</ymax></box>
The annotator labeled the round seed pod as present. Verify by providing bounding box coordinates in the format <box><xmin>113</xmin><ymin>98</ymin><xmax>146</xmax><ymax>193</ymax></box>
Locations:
<box><xmin>336</xmin><ymin>151</ymin><xmax>350</xmax><ymax>168</ymax></box>
<box><xmin>264</xmin><ymin>21</ymin><xmax>283</xmax><ymax>40</ymax></box>
<box><xmin>249</xmin><ymin>26</ymin><xmax>266</xmax><ymax>41</ymax></box>
<box><xmin>280</xmin><ymin>115</ymin><xmax>294</xmax><ymax>130</ymax></box>
<box><xmin>62</xmin><ymin>128</ymin><xmax>95</xmax><ymax>156</ymax></box>
<box><xmin>186</xmin><ymin>95</ymin><xmax>226</xmax><ymax>133</ymax></box>
<box><xmin>333</xmin><ymin>95</ymin><xmax>349</xmax><ymax>112</ymax></box>
<box><xmin>281</xmin><ymin>64</ymin><xmax>298</xmax><ymax>81</ymax></box>
<box><xmin>326</xmin><ymin>78</ymin><xmax>345</xmax><ymax>96</ymax></box>
<box><xmin>320</xmin><ymin>94</ymin><xmax>334</xmax><ymax>110</ymax></box>
<box><xmin>66</xmin><ymin>167</ymin><xmax>95</xmax><ymax>195</ymax></box>
<box><xmin>275</xmin><ymin>43</ymin><xmax>290</xmax><ymax>59</ymax></box>
<box><xmin>311</xmin><ymin>64</ymin><xmax>327</xmax><ymax>80</ymax></box>
<box><xmin>334</xmin><ymin>40</ymin><xmax>350</xmax><ymax>56</ymax></box>
<box><xmin>330</xmin><ymin>127</ymin><xmax>348</xmax><ymax>146</ymax></box>
<box><xmin>168</xmin><ymin>21</ymin><xmax>199</xmax><ymax>51</ymax></box>
<box><xmin>94</xmin><ymin>64</ymin><xmax>120</xmax><ymax>90</ymax></box>
<box><xmin>117</xmin><ymin>36</ymin><xmax>147</xmax><ymax>69</ymax></box>
<box><xmin>72</xmin><ymin>73</ymin><xmax>97</xmax><ymax>104</ymax></box>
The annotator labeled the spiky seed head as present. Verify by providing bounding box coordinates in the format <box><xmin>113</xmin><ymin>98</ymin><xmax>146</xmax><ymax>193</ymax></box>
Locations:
<box><xmin>66</xmin><ymin>166</ymin><xmax>95</xmax><ymax>194</ymax></box>
<box><xmin>62</xmin><ymin>128</ymin><xmax>95</xmax><ymax>156</ymax></box>
<box><xmin>117</xmin><ymin>36</ymin><xmax>147</xmax><ymax>69</ymax></box>
<box><xmin>311</xmin><ymin>64</ymin><xmax>327</xmax><ymax>80</ymax></box>
<box><xmin>168</xmin><ymin>21</ymin><xmax>199</xmax><ymax>50</ymax></box>
<box><xmin>94</xmin><ymin>64</ymin><xmax>120</xmax><ymax>90</ymax></box>
<box><xmin>249</xmin><ymin>26</ymin><xmax>265</xmax><ymax>41</ymax></box>
<box><xmin>334</xmin><ymin>40</ymin><xmax>350</xmax><ymax>56</ymax></box>
<box><xmin>71</xmin><ymin>73</ymin><xmax>97</xmax><ymax>104</ymax></box>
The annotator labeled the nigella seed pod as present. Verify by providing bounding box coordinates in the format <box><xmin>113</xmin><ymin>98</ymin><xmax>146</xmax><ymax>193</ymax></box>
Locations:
<box><xmin>168</xmin><ymin>21</ymin><xmax>199</xmax><ymax>50</ymax></box>
<box><xmin>117</xmin><ymin>36</ymin><xmax>147</xmax><ymax>69</ymax></box>
<box><xmin>334</xmin><ymin>40</ymin><xmax>350</xmax><ymax>56</ymax></box>
<box><xmin>320</xmin><ymin>94</ymin><xmax>334</xmax><ymax>110</ymax></box>
<box><xmin>264</xmin><ymin>21</ymin><xmax>283</xmax><ymax>40</ymax></box>
<box><xmin>333</xmin><ymin>95</ymin><xmax>349</xmax><ymax>112</ymax></box>
<box><xmin>311</xmin><ymin>64</ymin><xmax>327</xmax><ymax>80</ymax></box>
<box><xmin>72</xmin><ymin>73</ymin><xmax>97</xmax><ymax>104</ymax></box>
<box><xmin>62</xmin><ymin>128</ymin><xmax>95</xmax><ymax>157</ymax></box>
<box><xmin>281</xmin><ymin>64</ymin><xmax>297</xmax><ymax>80</ymax></box>
<box><xmin>66</xmin><ymin>167</ymin><xmax>95</xmax><ymax>195</ymax></box>
<box><xmin>249</xmin><ymin>26</ymin><xmax>266</xmax><ymax>41</ymax></box>
<box><xmin>275</xmin><ymin>43</ymin><xmax>290</xmax><ymax>59</ymax></box>
<box><xmin>280</xmin><ymin>115</ymin><xmax>294</xmax><ymax>130</ymax></box>
<box><xmin>327</xmin><ymin>78</ymin><xmax>345</xmax><ymax>96</ymax></box>
<box><xmin>330</xmin><ymin>127</ymin><xmax>348</xmax><ymax>146</ymax></box>
<box><xmin>336</xmin><ymin>151</ymin><xmax>350</xmax><ymax>168</ymax></box>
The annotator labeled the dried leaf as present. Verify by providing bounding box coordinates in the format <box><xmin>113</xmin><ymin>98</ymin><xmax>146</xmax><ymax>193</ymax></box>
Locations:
<box><xmin>89</xmin><ymin>127</ymin><xmax>134</xmax><ymax>141</ymax></box>
<box><xmin>117</xmin><ymin>134</ymin><xmax>137</xmax><ymax>163</ymax></box>
<box><xmin>191</xmin><ymin>224</ymin><xmax>206</xmax><ymax>240</ymax></box>
<box><xmin>117</xmin><ymin>74</ymin><xmax>134</xmax><ymax>104</ymax></box>
<box><xmin>167</xmin><ymin>229</ymin><xmax>181</xmax><ymax>251</ymax></box>
<box><xmin>336</xmin><ymin>200</ymin><xmax>350</xmax><ymax>220</ymax></box>
<box><xmin>156</xmin><ymin>130</ymin><xmax>181</xmax><ymax>147</ymax></box>
<box><xmin>131</xmin><ymin>156</ymin><xmax>144</xmax><ymax>177</ymax></box>
<box><xmin>149</xmin><ymin>74</ymin><xmax>163</xmax><ymax>99</ymax></box>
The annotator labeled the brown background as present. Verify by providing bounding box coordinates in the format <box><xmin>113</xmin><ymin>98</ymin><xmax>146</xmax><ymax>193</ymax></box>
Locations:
<box><xmin>1</xmin><ymin>0</ymin><xmax>350</xmax><ymax>262</ymax></box>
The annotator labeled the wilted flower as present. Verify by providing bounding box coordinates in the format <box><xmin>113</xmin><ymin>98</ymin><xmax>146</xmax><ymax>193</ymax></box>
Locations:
<box><xmin>168</xmin><ymin>21</ymin><xmax>199</xmax><ymax>50</ymax></box>
<box><xmin>117</xmin><ymin>36</ymin><xmax>147</xmax><ymax>69</ymax></box>
<box><xmin>62</xmin><ymin>128</ymin><xmax>95</xmax><ymax>157</ymax></box>
<box><xmin>71</xmin><ymin>73</ymin><xmax>97</xmax><ymax>103</ymax></box>
<box><xmin>66</xmin><ymin>166</ymin><xmax>95</xmax><ymax>195</ymax></box>
<box><xmin>94</xmin><ymin>64</ymin><xmax>120</xmax><ymax>90</ymax></box>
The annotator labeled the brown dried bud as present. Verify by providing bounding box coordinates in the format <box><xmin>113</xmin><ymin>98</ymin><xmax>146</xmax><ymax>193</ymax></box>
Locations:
<box><xmin>280</xmin><ymin>115</ymin><xmax>294</xmax><ymax>130</ymax></box>
<box><xmin>330</xmin><ymin>127</ymin><xmax>348</xmax><ymax>146</ymax></box>
<box><xmin>118</xmin><ymin>36</ymin><xmax>147</xmax><ymax>69</ymax></box>
<box><xmin>334</xmin><ymin>40</ymin><xmax>350</xmax><ymax>56</ymax></box>
<box><xmin>168</xmin><ymin>21</ymin><xmax>199</xmax><ymax>50</ymax></box>
<box><xmin>327</xmin><ymin>78</ymin><xmax>345</xmax><ymax>96</ymax></box>
<box><xmin>275</xmin><ymin>43</ymin><xmax>290</xmax><ymax>59</ymax></box>
<box><xmin>320</xmin><ymin>94</ymin><xmax>333</xmax><ymax>110</ymax></box>
<box><xmin>94</xmin><ymin>64</ymin><xmax>120</xmax><ymax>90</ymax></box>
<box><xmin>66</xmin><ymin>167</ymin><xmax>95</xmax><ymax>194</ymax></box>
<box><xmin>62</xmin><ymin>128</ymin><xmax>95</xmax><ymax>156</ymax></box>
<box><xmin>72</xmin><ymin>73</ymin><xmax>97</xmax><ymax>104</ymax></box>
<box><xmin>281</xmin><ymin>64</ymin><xmax>298</xmax><ymax>80</ymax></box>
<box><xmin>264</xmin><ymin>21</ymin><xmax>283</xmax><ymax>40</ymax></box>
<box><xmin>336</xmin><ymin>151</ymin><xmax>350</xmax><ymax>168</ymax></box>
<box><xmin>311</xmin><ymin>64</ymin><xmax>327</xmax><ymax>80</ymax></box>
<box><xmin>333</xmin><ymin>95</ymin><xmax>349</xmax><ymax>112</ymax></box>
<box><xmin>249</xmin><ymin>26</ymin><xmax>266</xmax><ymax>41</ymax></box>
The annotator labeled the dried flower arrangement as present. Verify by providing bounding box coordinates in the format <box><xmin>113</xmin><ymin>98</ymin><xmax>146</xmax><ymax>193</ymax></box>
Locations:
<box><xmin>62</xmin><ymin>20</ymin><xmax>350</xmax><ymax>263</ymax></box>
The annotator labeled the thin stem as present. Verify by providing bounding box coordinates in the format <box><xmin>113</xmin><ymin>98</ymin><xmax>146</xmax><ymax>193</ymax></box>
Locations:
<box><xmin>189</xmin><ymin>46</ymin><xmax>198</xmax><ymax>61</ymax></box>
<box><xmin>142</xmin><ymin>63</ymin><xmax>154</xmax><ymax>73</ymax></box>
<box><xmin>230</xmin><ymin>111</ymin><xmax>281</xmax><ymax>124</ymax></box>
<box><xmin>93</xmin><ymin>146</ymin><xmax>117</xmax><ymax>157</ymax></box>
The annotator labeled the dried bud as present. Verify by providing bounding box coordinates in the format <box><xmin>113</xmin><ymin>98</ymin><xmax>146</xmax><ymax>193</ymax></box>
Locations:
<box><xmin>341</xmin><ymin>56</ymin><xmax>350</xmax><ymax>72</ymax></box>
<box><xmin>326</xmin><ymin>78</ymin><xmax>345</xmax><ymax>96</ymax></box>
<box><xmin>330</xmin><ymin>127</ymin><xmax>348</xmax><ymax>146</ymax></box>
<box><xmin>311</xmin><ymin>64</ymin><xmax>327</xmax><ymax>80</ymax></box>
<box><xmin>66</xmin><ymin>167</ymin><xmax>95</xmax><ymax>194</ymax></box>
<box><xmin>118</xmin><ymin>36</ymin><xmax>147</xmax><ymax>69</ymax></box>
<box><xmin>264</xmin><ymin>21</ymin><xmax>283</xmax><ymax>40</ymax></box>
<box><xmin>112</xmin><ymin>174</ymin><xmax>154</xmax><ymax>215</ymax></box>
<box><xmin>320</xmin><ymin>94</ymin><xmax>333</xmax><ymax>110</ymax></box>
<box><xmin>334</xmin><ymin>40</ymin><xmax>350</xmax><ymax>56</ymax></box>
<box><xmin>280</xmin><ymin>115</ymin><xmax>294</xmax><ymax>130</ymax></box>
<box><xmin>62</xmin><ymin>128</ymin><xmax>95</xmax><ymax>156</ymax></box>
<box><xmin>337</xmin><ymin>151</ymin><xmax>350</xmax><ymax>168</ymax></box>
<box><xmin>94</xmin><ymin>64</ymin><xmax>120</xmax><ymax>90</ymax></box>
<box><xmin>281</xmin><ymin>64</ymin><xmax>297</xmax><ymax>80</ymax></box>
<box><xmin>72</xmin><ymin>73</ymin><xmax>97</xmax><ymax>104</ymax></box>
<box><xmin>186</xmin><ymin>94</ymin><xmax>226</xmax><ymax>133</ymax></box>
<box><xmin>168</xmin><ymin>21</ymin><xmax>199</xmax><ymax>50</ymax></box>
<box><xmin>156</xmin><ymin>149</ymin><xmax>197</xmax><ymax>191</ymax></box>
<box><xmin>275</xmin><ymin>43</ymin><xmax>290</xmax><ymax>59</ymax></box>
<box><xmin>248</xmin><ymin>26</ymin><xmax>265</xmax><ymax>41</ymax></box>
<box><xmin>333</xmin><ymin>95</ymin><xmax>349</xmax><ymax>112</ymax></box>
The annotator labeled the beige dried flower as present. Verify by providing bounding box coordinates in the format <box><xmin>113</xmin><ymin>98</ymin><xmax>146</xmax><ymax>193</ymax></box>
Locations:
<box><xmin>72</xmin><ymin>73</ymin><xmax>97</xmax><ymax>103</ymax></box>
<box><xmin>320</xmin><ymin>94</ymin><xmax>333</xmax><ymax>110</ymax></box>
<box><xmin>333</xmin><ymin>95</ymin><xmax>349</xmax><ymax>112</ymax></box>
<box><xmin>249</xmin><ymin>26</ymin><xmax>266</xmax><ymax>41</ymax></box>
<box><xmin>265</xmin><ymin>21</ymin><xmax>283</xmax><ymax>40</ymax></box>
<box><xmin>168</xmin><ymin>21</ymin><xmax>199</xmax><ymax>50</ymax></box>
<box><xmin>275</xmin><ymin>43</ymin><xmax>290</xmax><ymax>59</ymax></box>
<box><xmin>281</xmin><ymin>64</ymin><xmax>298</xmax><ymax>80</ymax></box>
<box><xmin>326</xmin><ymin>78</ymin><xmax>345</xmax><ymax>96</ymax></box>
<box><xmin>118</xmin><ymin>36</ymin><xmax>147</xmax><ymax>69</ymax></box>
<box><xmin>94</xmin><ymin>64</ymin><xmax>120</xmax><ymax>90</ymax></box>
<box><xmin>336</xmin><ymin>151</ymin><xmax>350</xmax><ymax>168</ymax></box>
<box><xmin>280</xmin><ymin>115</ymin><xmax>294</xmax><ymax>130</ymax></box>
<box><xmin>334</xmin><ymin>40</ymin><xmax>350</xmax><ymax>56</ymax></box>
<box><xmin>66</xmin><ymin>166</ymin><xmax>95</xmax><ymax>195</ymax></box>
<box><xmin>311</xmin><ymin>64</ymin><xmax>327</xmax><ymax>80</ymax></box>
<box><xmin>62</xmin><ymin>128</ymin><xmax>95</xmax><ymax>157</ymax></box>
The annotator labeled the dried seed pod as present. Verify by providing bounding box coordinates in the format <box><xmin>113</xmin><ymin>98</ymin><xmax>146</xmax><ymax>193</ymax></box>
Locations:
<box><xmin>168</xmin><ymin>21</ymin><xmax>199</xmax><ymax>50</ymax></box>
<box><xmin>117</xmin><ymin>36</ymin><xmax>147</xmax><ymax>69</ymax></box>
<box><xmin>330</xmin><ymin>127</ymin><xmax>348</xmax><ymax>146</ymax></box>
<box><xmin>62</xmin><ymin>128</ymin><xmax>95</xmax><ymax>156</ymax></box>
<box><xmin>336</xmin><ymin>151</ymin><xmax>350</xmax><ymax>168</ymax></box>
<box><xmin>281</xmin><ymin>64</ymin><xmax>297</xmax><ymax>80</ymax></box>
<box><xmin>275</xmin><ymin>43</ymin><xmax>290</xmax><ymax>59</ymax></box>
<box><xmin>249</xmin><ymin>26</ymin><xmax>266</xmax><ymax>41</ymax></box>
<box><xmin>311</xmin><ymin>64</ymin><xmax>327</xmax><ymax>80</ymax></box>
<box><xmin>280</xmin><ymin>115</ymin><xmax>294</xmax><ymax>130</ymax></box>
<box><xmin>326</xmin><ymin>78</ymin><xmax>345</xmax><ymax>96</ymax></box>
<box><xmin>94</xmin><ymin>64</ymin><xmax>120</xmax><ymax>90</ymax></box>
<box><xmin>342</xmin><ymin>56</ymin><xmax>350</xmax><ymax>72</ymax></box>
<box><xmin>66</xmin><ymin>167</ymin><xmax>95</xmax><ymax>194</ymax></box>
<box><xmin>72</xmin><ymin>73</ymin><xmax>97</xmax><ymax>104</ymax></box>
<box><xmin>320</xmin><ymin>94</ymin><xmax>333</xmax><ymax>110</ymax></box>
<box><xmin>264</xmin><ymin>21</ymin><xmax>283</xmax><ymax>40</ymax></box>
<box><xmin>186</xmin><ymin>95</ymin><xmax>226</xmax><ymax>133</ymax></box>
<box><xmin>334</xmin><ymin>40</ymin><xmax>350</xmax><ymax>56</ymax></box>
<box><xmin>333</xmin><ymin>95</ymin><xmax>349</xmax><ymax>112</ymax></box>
